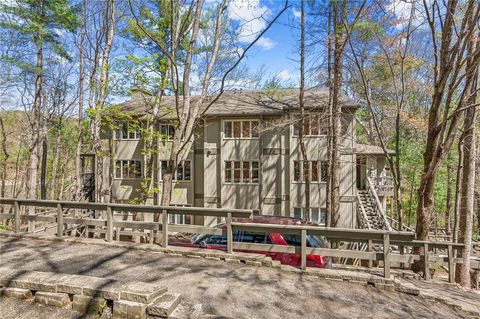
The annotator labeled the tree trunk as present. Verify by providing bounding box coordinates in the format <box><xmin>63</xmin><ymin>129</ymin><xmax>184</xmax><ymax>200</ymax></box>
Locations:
<box><xmin>445</xmin><ymin>156</ymin><xmax>453</xmax><ymax>234</ymax></box>
<box><xmin>325</xmin><ymin>1</ymin><xmax>333</xmax><ymax>227</ymax></box>
<box><xmin>75</xmin><ymin>0</ymin><xmax>86</xmax><ymax>201</ymax></box>
<box><xmin>0</xmin><ymin>117</ymin><xmax>8</xmax><ymax>213</ymax></box>
<box><xmin>27</xmin><ymin>1</ymin><xmax>45</xmax><ymax>208</ymax></box>
<box><xmin>453</xmin><ymin>137</ymin><xmax>464</xmax><ymax>244</ymax></box>
<box><xmin>455</xmin><ymin>72</ymin><xmax>477</xmax><ymax>287</ymax></box>
<box><xmin>299</xmin><ymin>0</ymin><xmax>310</xmax><ymax>221</ymax></box>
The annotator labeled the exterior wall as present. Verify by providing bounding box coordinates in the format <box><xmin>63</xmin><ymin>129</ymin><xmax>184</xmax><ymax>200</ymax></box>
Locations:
<box><xmin>106</xmin><ymin>108</ymin><xmax>360</xmax><ymax>228</ymax></box>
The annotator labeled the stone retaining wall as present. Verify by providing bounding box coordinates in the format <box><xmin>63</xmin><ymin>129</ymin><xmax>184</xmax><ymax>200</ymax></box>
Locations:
<box><xmin>0</xmin><ymin>267</ymin><xmax>180</xmax><ymax>318</ymax></box>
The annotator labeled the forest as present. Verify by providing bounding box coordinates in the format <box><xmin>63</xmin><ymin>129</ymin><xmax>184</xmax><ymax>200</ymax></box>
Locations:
<box><xmin>0</xmin><ymin>0</ymin><xmax>479</xmax><ymax>287</ymax></box>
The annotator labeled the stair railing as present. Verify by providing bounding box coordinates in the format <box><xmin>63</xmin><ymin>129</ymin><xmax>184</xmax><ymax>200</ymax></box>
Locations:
<box><xmin>366</xmin><ymin>177</ymin><xmax>392</xmax><ymax>231</ymax></box>
<box><xmin>356</xmin><ymin>193</ymin><xmax>371</xmax><ymax>229</ymax></box>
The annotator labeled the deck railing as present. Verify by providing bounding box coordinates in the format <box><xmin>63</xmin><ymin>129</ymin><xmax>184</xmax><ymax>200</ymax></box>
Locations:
<box><xmin>1</xmin><ymin>198</ymin><xmax>476</xmax><ymax>282</ymax></box>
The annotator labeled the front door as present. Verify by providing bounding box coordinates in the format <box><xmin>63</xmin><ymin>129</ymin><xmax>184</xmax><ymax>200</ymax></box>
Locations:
<box><xmin>356</xmin><ymin>156</ymin><xmax>367</xmax><ymax>190</ymax></box>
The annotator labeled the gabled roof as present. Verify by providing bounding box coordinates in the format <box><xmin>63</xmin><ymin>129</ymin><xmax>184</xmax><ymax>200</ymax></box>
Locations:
<box><xmin>117</xmin><ymin>88</ymin><xmax>359</xmax><ymax>119</ymax></box>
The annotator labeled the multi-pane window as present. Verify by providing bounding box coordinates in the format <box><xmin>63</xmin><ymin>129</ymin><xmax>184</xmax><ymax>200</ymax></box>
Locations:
<box><xmin>293</xmin><ymin>160</ymin><xmax>328</xmax><ymax>182</ymax></box>
<box><xmin>293</xmin><ymin>114</ymin><xmax>328</xmax><ymax>136</ymax></box>
<box><xmin>114</xmin><ymin>122</ymin><xmax>141</xmax><ymax>140</ymax></box>
<box><xmin>224</xmin><ymin>161</ymin><xmax>259</xmax><ymax>184</ymax></box>
<box><xmin>293</xmin><ymin>207</ymin><xmax>326</xmax><ymax>225</ymax></box>
<box><xmin>160</xmin><ymin>160</ymin><xmax>191</xmax><ymax>181</ymax></box>
<box><xmin>115</xmin><ymin>160</ymin><xmax>142</xmax><ymax>179</ymax></box>
<box><xmin>160</xmin><ymin>124</ymin><xmax>175</xmax><ymax>141</ymax></box>
<box><xmin>224</xmin><ymin>120</ymin><xmax>260</xmax><ymax>138</ymax></box>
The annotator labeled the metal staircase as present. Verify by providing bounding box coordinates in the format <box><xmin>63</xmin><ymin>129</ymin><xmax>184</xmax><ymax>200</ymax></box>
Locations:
<box><xmin>356</xmin><ymin>178</ymin><xmax>391</xmax><ymax>231</ymax></box>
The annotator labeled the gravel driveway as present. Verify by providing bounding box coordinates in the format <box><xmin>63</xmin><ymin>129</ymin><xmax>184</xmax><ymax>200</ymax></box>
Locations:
<box><xmin>0</xmin><ymin>237</ymin><xmax>468</xmax><ymax>319</ymax></box>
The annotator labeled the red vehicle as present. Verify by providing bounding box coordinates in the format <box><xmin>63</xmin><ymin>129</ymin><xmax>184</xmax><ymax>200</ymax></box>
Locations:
<box><xmin>169</xmin><ymin>216</ymin><xmax>327</xmax><ymax>268</ymax></box>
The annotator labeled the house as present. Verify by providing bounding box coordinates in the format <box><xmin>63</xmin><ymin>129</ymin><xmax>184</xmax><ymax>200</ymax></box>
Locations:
<box><xmin>94</xmin><ymin>89</ymin><xmax>393</xmax><ymax>229</ymax></box>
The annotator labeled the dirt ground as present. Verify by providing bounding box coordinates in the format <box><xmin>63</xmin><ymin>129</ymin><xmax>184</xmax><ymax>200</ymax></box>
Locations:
<box><xmin>0</xmin><ymin>237</ymin><xmax>469</xmax><ymax>319</ymax></box>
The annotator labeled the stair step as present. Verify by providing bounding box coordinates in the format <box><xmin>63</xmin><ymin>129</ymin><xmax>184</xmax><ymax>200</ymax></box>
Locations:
<box><xmin>147</xmin><ymin>293</ymin><xmax>182</xmax><ymax>318</ymax></box>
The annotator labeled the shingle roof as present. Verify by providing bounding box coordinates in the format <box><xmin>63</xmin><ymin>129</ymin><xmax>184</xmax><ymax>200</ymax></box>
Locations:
<box><xmin>116</xmin><ymin>88</ymin><xmax>359</xmax><ymax>119</ymax></box>
<box><xmin>355</xmin><ymin>143</ymin><xmax>395</xmax><ymax>155</ymax></box>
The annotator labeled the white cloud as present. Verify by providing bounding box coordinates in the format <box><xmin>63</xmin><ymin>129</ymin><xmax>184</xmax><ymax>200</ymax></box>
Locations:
<box><xmin>292</xmin><ymin>7</ymin><xmax>301</xmax><ymax>19</ymax></box>
<box><xmin>227</xmin><ymin>0</ymin><xmax>276</xmax><ymax>50</ymax></box>
<box><xmin>277</xmin><ymin>70</ymin><xmax>292</xmax><ymax>81</ymax></box>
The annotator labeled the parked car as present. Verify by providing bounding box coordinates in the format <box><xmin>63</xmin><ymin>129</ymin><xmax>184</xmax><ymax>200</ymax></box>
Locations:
<box><xmin>169</xmin><ymin>216</ymin><xmax>327</xmax><ymax>268</ymax></box>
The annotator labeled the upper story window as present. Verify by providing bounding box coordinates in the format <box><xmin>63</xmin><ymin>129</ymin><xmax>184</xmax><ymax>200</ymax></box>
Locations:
<box><xmin>160</xmin><ymin>160</ymin><xmax>191</xmax><ymax>181</ymax></box>
<box><xmin>293</xmin><ymin>160</ymin><xmax>327</xmax><ymax>182</ymax></box>
<box><xmin>224</xmin><ymin>120</ymin><xmax>260</xmax><ymax>139</ymax></box>
<box><xmin>160</xmin><ymin>124</ymin><xmax>176</xmax><ymax>141</ymax></box>
<box><xmin>114</xmin><ymin>122</ymin><xmax>141</xmax><ymax>140</ymax></box>
<box><xmin>293</xmin><ymin>114</ymin><xmax>328</xmax><ymax>136</ymax></box>
<box><xmin>115</xmin><ymin>160</ymin><xmax>142</xmax><ymax>179</ymax></box>
<box><xmin>224</xmin><ymin>160</ymin><xmax>259</xmax><ymax>184</ymax></box>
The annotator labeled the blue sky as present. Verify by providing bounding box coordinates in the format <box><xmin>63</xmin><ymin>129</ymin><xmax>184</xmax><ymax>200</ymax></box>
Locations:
<box><xmin>226</xmin><ymin>0</ymin><xmax>304</xmax><ymax>86</ymax></box>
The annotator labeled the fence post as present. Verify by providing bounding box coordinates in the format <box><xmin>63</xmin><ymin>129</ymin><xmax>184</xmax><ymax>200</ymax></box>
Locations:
<box><xmin>368</xmin><ymin>239</ymin><xmax>373</xmax><ymax>268</ymax></box>
<box><xmin>383</xmin><ymin>233</ymin><xmax>390</xmax><ymax>278</ymax></box>
<box><xmin>106</xmin><ymin>206</ymin><xmax>113</xmax><ymax>242</ymax></box>
<box><xmin>56</xmin><ymin>203</ymin><xmax>63</xmax><ymax>238</ymax></box>
<box><xmin>227</xmin><ymin>213</ymin><xmax>233</xmax><ymax>254</ymax></box>
<box><xmin>301</xmin><ymin>229</ymin><xmax>307</xmax><ymax>271</ymax></box>
<box><xmin>447</xmin><ymin>244</ymin><xmax>454</xmax><ymax>283</ymax></box>
<box><xmin>423</xmin><ymin>242</ymin><xmax>430</xmax><ymax>280</ymax></box>
<box><xmin>162</xmin><ymin>209</ymin><xmax>168</xmax><ymax>248</ymax></box>
<box><xmin>14</xmin><ymin>201</ymin><xmax>20</xmax><ymax>233</ymax></box>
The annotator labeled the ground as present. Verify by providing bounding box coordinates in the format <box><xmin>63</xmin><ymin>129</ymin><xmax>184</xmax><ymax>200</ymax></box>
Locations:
<box><xmin>0</xmin><ymin>237</ymin><xmax>471</xmax><ymax>319</ymax></box>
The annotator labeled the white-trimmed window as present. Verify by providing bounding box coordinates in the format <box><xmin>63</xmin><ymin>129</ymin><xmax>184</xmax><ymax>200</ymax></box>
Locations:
<box><xmin>293</xmin><ymin>160</ymin><xmax>327</xmax><ymax>182</ymax></box>
<box><xmin>168</xmin><ymin>204</ymin><xmax>193</xmax><ymax>225</ymax></box>
<box><xmin>115</xmin><ymin>160</ymin><xmax>142</xmax><ymax>179</ymax></box>
<box><xmin>224</xmin><ymin>120</ymin><xmax>260</xmax><ymax>139</ymax></box>
<box><xmin>293</xmin><ymin>207</ymin><xmax>326</xmax><ymax>225</ymax></box>
<box><xmin>293</xmin><ymin>114</ymin><xmax>328</xmax><ymax>136</ymax></box>
<box><xmin>160</xmin><ymin>124</ymin><xmax>175</xmax><ymax>141</ymax></box>
<box><xmin>114</xmin><ymin>122</ymin><xmax>141</xmax><ymax>140</ymax></box>
<box><xmin>160</xmin><ymin>160</ymin><xmax>191</xmax><ymax>181</ymax></box>
<box><xmin>224</xmin><ymin>161</ymin><xmax>259</xmax><ymax>184</ymax></box>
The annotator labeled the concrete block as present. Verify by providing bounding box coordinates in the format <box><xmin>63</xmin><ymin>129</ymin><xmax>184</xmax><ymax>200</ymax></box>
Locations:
<box><xmin>0</xmin><ymin>287</ymin><xmax>33</xmax><ymax>299</ymax></box>
<box><xmin>224</xmin><ymin>258</ymin><xmax>241</xmax><ymax>264</ymax></box>
<box><xmin>120</xmin><ymin>282</ymin><xmax>167</xmax><ymax>304</ymax></box>
<box><xmin>245</xmin><ymin>260</ymin><xmax>262</xmax><ymax>267</ymax></box>
<box><xmin>72</xmin><ymin>294</ymin><xmax>106</xmax><ymax>314</ymax></box>
<box><xmin>34</xmin><ymin>291</ymin><xmax>71</xmax><ymax>308</ymax></box>
<box><xmin>113</xmin><ymin>299</ymin><xmax>147</xmax><ymax>319</ymax></box>
<box><xmin>147</xmin><ymin>293</ymin><xmax>182</xmax><ymax>318</ymax></box>
<box><xmin>83</xmin><ymin>278</ymin><xmax>124</xmax><ymax>301</ymax></box>
<box><xmin>204</xmin><ymin>256</ymin><xmax>221</xmax><ymax>261</ymax></box>
<box><xmin>0</xmin><ymin>267</ymin><xmax>24</xmax><ymax>286</ymax></box>
<box><xmin>375</xmin><ymin>283</ymin><xmax>395</xmax><ymax>292</ymax></box>
<box><xmin>185</xmin><ymin>254</ymin><xmax>202</xmax><ymax>259</ymax></box>
<box><xmin>10</xmin><ymin>271</ymin><xmax>71</xmax><ymax>292</ymax></box>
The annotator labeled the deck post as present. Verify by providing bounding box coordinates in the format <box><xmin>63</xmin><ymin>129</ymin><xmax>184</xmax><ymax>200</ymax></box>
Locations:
<box><xmin>368</xmin><ymin>239</ymin><xmax>373</xmax><ymax>268</ymax></box>
<box><xmin>106</xmin><ymin>206</ymin><xmax>113</xmax><ymax>242</ymax></box>
<box><xmin>56</xmin><ymin>203</ymin><xmax>63</xmax><ymax>238</ymax></box>
<box><xmin>383</xmin><ymin>233</ymin><xmax>390</xmax><ymax>278</ymax></box>
<box><xmin>14</xmin><ymin>201</ymin><xmax>20</xmax><ymax>233</ymax></box>
<box><xmin>447</xmin><ymin>244</ymin><xmax>454</xmax><ymax>283</ymax></box>
<box><xmin>301</xmin><ymin>229</ymin><xmax>307</xmax><ymax>271</ymax></box>
<box><xmin>423</xmin><ymin>242</ymin><xmax>430</xmax><ymax>280</ymax></box>
<box><xmin>227</xmin><ymin>213</ymin><xmax>233</xmax><ymax>254</ymax></box>
<box><xmin>162</xmin><ymin>209</ymin><xmax>168</xmax><ymax>248</ymax></box>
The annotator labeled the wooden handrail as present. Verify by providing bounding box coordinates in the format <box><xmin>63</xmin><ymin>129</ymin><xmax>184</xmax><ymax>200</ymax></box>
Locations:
<box><xmin>0</xmin><ymin>197</ymin><xmax>472</xmax><ymax>282</ymax></box>
<box><xmin>367</xmin><ymin>178</ymin><xmax>392</xmax><ymax>231</ymax></box>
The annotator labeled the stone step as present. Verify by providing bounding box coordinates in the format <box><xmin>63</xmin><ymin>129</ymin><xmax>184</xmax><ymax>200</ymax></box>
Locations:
<box><xmin>147</xmin><ymin>293</ymin><xmax>182</xmax><ymax>318</ymax></box>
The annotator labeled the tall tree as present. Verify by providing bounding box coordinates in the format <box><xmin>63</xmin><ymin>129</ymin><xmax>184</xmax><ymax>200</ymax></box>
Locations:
<box><xmin>414</xmin><ymin>0</ymin><xmax>480</xmax><ymax>244</ymax></box>
<box><xmin>0</xmin><ymin>0</ymin><xmax>77</xmax><ymax>204</ymax></box>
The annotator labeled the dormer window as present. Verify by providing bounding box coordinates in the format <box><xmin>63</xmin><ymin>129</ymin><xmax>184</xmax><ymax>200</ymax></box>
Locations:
<box><xmin>224</xmin><ymin>120</ymin><xmax>259</xmax><ymax>139</ymax></box>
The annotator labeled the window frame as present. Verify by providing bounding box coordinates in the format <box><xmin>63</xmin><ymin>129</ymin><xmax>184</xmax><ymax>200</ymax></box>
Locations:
<box><xmin>160</xmin><ymin>160</ymin><xmax>192</xmax><ymax>182</ymax></box>
<box><xmin>113</xmin><ymin>122</ymin><xmax>142</xmax><ymax>140</ymax></box>
<box><xmin>292</xmin><ymin>113</ymin><xmax>328</xmax><ymax>137</ymax></box>
<box><xmin>223</xmin><ymin>120</ymin><xmax>260</xmax><ymax>139</ymax></box>
<box><xmin>159</xmin><ymin>123</ymin><xmax>176</xmax><ymax>141</ymax></box>
<box><xmin>293</xmin><ymin>160</ymin><xmax>328</xmax><ymax>183</ymax></box>
<box><xmin>293</xmin><ymin>206</ymin><xmax>326</xmax><ymax>225</ymax></box>
<box><xmin>114</xmin><ymin>160</ymin><xmax>142</xmax><ymax>179</ymax></box>
<box><xmin>224</xmin><ymin>160</ymin><xmax>260</xmax><ymax>185</ymax></box>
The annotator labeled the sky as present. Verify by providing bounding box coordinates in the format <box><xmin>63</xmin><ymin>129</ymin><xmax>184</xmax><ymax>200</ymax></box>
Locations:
<box><xmin>225</xmin><ymin>0</ymin><xmax>305</xmax><ymax>86</ymax></box>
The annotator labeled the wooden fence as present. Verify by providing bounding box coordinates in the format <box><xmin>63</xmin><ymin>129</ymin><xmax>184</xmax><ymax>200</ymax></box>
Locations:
<box><xmin>0</xmin><ymin>198</ymin><xmax>475</xmax><ymax>283</ymax></box>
